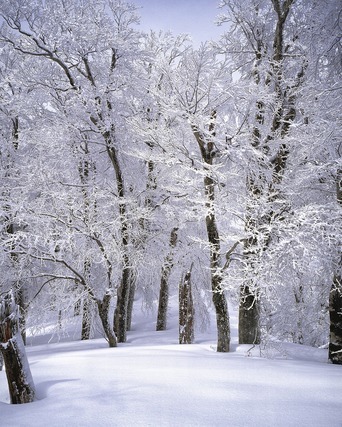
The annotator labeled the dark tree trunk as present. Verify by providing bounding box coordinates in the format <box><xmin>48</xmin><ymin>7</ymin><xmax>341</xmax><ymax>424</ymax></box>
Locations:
<box><xmin>126</xmin><ymin>269</ymin><xmax>137</xmax><ymax>331</ymax></box>
<box><xmin>97</xmin><ymin>292</ymin><xmax>117</xmax><ymax>348</ymax></box>
<box><xmin>239</xmin><ymin>223</ymin><xmax>261</xmax><ymax>344</ymax></box>
<box><xmin>15</xmin><ymin>287</ymin><xmax>27</xmax><ymax>345</ymax></box>
<box><xmin>114</xmin><ymin>255</ymin><xmax>131</xmax><ymax>342</ymax></box>
<box><xmin>329</xmin><ymin>171</ymin><xmax>342</xmax><ymax>364</ymax></box>
<box><xmin>179</xmin><ymin>270</ymin><xmax>195</xmax><ymax>344</ymax></box>
<box><xmin>239</xmin><ymin>285</ymin><xmax>260</xmax><ymax>344</ymax></box>
<box><xmin>78</xmin><ymin>147</ymin><xmax>95</xmax><ymax>342</ymax></box>
<box><xmin>105</xmin><ymin>138</ymin><xmax>132</xmax><ymax>344</ymax></box>
<box><xmin>212</xmin><ymin>276</ymin><xmax>230</xmax><ymax>352</ymax></box>
<box><xmin>74</xmin><ymin>298</ymin><xmax>81</xmax><ymax>316</ymax></box>
<box><xmin>192</xmin><ymin>122</ymin><xmax>231</xmax><ymax>353</ymax></box>
<box><xmin>58</xmin><ymin>309</ymin><xmax>62</xmax><ymax>329</ymax></box>
<box><xmin>81</xmin><ymin>297</ymin><xmax>92</xmax><ymax>340</ymax></box>
<box><xmin>1</xmin><ymin>338</ymin><xmax>35</xmax><ymax>404</ymax></box>
<box><xmin>0</xmin><ymin>292</ymin><xmax>35</xmax><ymax>404</ymax></box>
<box><xmin>329</xmin><ymin>271</ymin><xmax>342</xmax><ymax>364</ymax></box>
<box><xmin>156</xmin><ymin>227</ymin><xmax>178</xmax><ymax>331</ymax></box>
<box><xmin>156</xmin><ymin>270</ymin><xmax>170</xmax><ymax>331</ymax></box>
<box><xmin>205</xmin><ymin>175</ymin><xmax>230</xmax><ymax>352</ymax></box>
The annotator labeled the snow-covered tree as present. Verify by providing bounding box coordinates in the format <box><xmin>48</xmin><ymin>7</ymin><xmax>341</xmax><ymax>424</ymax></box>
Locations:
<box><xmin>217</xmin><ymin>0</ymin><xmax>341</xmax><ymax>349</ymax></box>
<box><xmin>136</xmin><ymin>40</ymin><xmax>237</xmax><ymax>351</ymax></box>
<box><xmin>0</xmin><ymin>0</ymin><xmax>339</xmax><ymax>364</ymax></box>
<box><xmin>0</xmin><ymin>0</ymin><xmax>147</xmax><ymax>345</ymax></box>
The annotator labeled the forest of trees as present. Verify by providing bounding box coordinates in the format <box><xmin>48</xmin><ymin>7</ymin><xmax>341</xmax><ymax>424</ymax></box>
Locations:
<box><xmin>0</xmin><ymin>0</ymin><xmax>341</xmax><ymax>404</ymax></box>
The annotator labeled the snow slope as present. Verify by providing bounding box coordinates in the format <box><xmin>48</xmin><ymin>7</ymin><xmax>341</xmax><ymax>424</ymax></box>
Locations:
<box><xmin>1</xmin><ymin>297</ymin><xmax>341</xmax><ymax>427</ymax></box>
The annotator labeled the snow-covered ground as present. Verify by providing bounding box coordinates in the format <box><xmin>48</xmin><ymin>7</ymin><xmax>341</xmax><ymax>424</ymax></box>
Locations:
<box><xmin>1</xmin><ymin>297</ymin><xmax>341</xmax><ymax>427</ymax></box>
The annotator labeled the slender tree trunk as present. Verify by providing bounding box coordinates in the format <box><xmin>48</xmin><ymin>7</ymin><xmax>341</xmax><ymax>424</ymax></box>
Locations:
<box><xmin>74</xmin><ymin>298</ymin><xmax>81</xmax><ymax>316</ymax></box>
<box><xmin>78</xmin><ymin>143</ymin><xmax>96</xmax><ymax>341</ymax></box>
<box><xmin>211</xmin><ymin>272</ymin><xmax>230</xmax><ymax>352</ymax></box>
<box><xmin>97</xmin><ymin>292</ymin><xmax>117</xmax><ymax>348</ymax></box>
<box><xmin>329</xmin><ymin>269</ymin><xmax>342</xmax><ymax>364</ymax></box>
<box><xmin>239</xmin><ymin>220</ymin><xmax>261</xmax><ymax>344</ymax></box>
<box><xmin>0</xmin><ymin>292</ymin><xmax>35</xmax><ymax>404</ymax></box>
<box><xmin>104</xmin><ymin>135</ymin><xmax>132</xmax><ymax>343</ymax></box>
<box><xmin>81</xmin><ymin>258</ymin><xmax>92</xmax><ymax>340</ymax></box>
<box><xmin>16</xmin><ymin>286</ymin><xmax>27</xmax><ymax>345</ymax></box>
<box><xmin>329</xmin><ymin>270</ymin><xmax>342</xmax><ymax>365</ymax></box>
<box><xmin>293</xmin><ymin>284</ymin><xmax>305</xmax><ymax>344</ymax></box>
<box><xmin>126</xmin><ymin>269</ymin><xmax>137</xmax><ymax>331</ymax></box>
<box><xmin>206</xmin><ymin>200</ymin><xmax>230</xmax><ymax>352</ymax></box>
<box><xmin>204</xmin><ymin>172</ymin><xmax>230</xmax><ymax>352</ymax></box>
<box><xmin>239</xmin><ymin>285</ymin><xmax>260</xmax><ymax>344</ymax></box>
<box><xmin>179</xmin><ymin>269</ymin><xmax>195</xmax><ymax>344</ymax></box>
<box><xmin>127</xmin><ymin>157</ymin><xmax>156</xmax><ymax>331</ymax></box>
<box><xmin>81</xmin><ymin>296</ymin><xmax>92</xmax><ymax>340</ymax></box>
<box><xmin>58</xmin><ymin>309</ymin><xmax>63</xmax><ymax>329</ymax></box>
<box><xmin>192</xmin><ymin>122</ymin><xmax>230</xmax><ymax>353</ymax></box>
<box><xmin>156</xmin><ymin>227</ymin><xmax>178</xmax><ymax>331</ymax></box>
<box><xmin>145</xmin><ymin>159</ymin><xmax>157</xmax><ymax>209</ymax></box>
<box><xmin>114</xmin><ymin>256</ymin><xmax>131</xmax><ymax>342</ymax></box>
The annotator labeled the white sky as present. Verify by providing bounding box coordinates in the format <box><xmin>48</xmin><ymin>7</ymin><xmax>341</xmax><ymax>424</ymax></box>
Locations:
<box><xmin>133</xmin><ymin>0</ymin><xmax>224</xmax><ymax>44</ymax></box>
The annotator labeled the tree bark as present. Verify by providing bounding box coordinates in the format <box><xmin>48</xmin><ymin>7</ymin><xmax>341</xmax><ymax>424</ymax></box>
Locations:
<box><xmin>0</xmin><ymin>292</ymin><xmax>35</xmax><ymax>404</ymax></box>
<box><xmin>156</xmin><ymin>227</ymin><xmax>178</xmax><ymax>331</ymax></box>
<box><xmin>97</xmin><ymin>292</ymin><xmax>117</xmax><ymax>348</ymax></box>
<box><xmin>126</xmin><ymin>269</ymin><xmax>137</xmax><ymax>332</ymax></box>
<box><xmin>179</xmin><ymin>270</ymin><xmax>195</xmax><ymax>344</ymax></box>
<box><xmin>192</xmin><ymin>123</ymin><xmax>230</xmax><ymax>352</ymax></box>
<box><xmin>104</xmin><ymin>135</ymin><xmax>132</xmax><ymax>344</ymax></box>
<box><xmin>329</xmin><ymin>170</ymin><xmax>342</xmax><ymax>364</ymax></box>
<box><xmin>239</xmin><ymin>219</ymin><xmax>261</xmax><ymax>344</ymax></box>
<box><xmin>238</xmin><ymin>285</ymin><xmax>260</xmax><ymax>344</ymax></box>
<box><xmin>329</xmin><ymin>271</ymin><xmax>342</xmax><ymax>364</ymax></box>
<box><xmin>81</xmin><ymin>296</ymin><xmax>92</xmax><ymax>340</ymax></box>
<box><xmin>16</xmin><ymin>286</ymin><xmax>27</xmax><ymax>345</ymax></box>
<box><xmin>206</xmin><ymin>201</ymin><xmax>230</xmax><ymax>352</ymax></box>
<box><xmin>114</xmin><ymin>255</ymin><xmax>131</xmax><ymax>342</ymax></box>
<box><xmin>81</xmin><ymin>257</ymin><xmax>92</xmax><ymax>340</ymax></box>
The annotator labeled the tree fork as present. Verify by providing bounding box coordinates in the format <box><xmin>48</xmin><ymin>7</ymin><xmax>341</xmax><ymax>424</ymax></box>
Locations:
<box><xmin>97</xmin><ymin>292</ymin><xmax>117</xmax><ymax>348</ymax></box>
